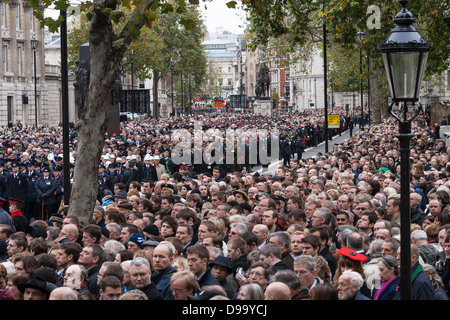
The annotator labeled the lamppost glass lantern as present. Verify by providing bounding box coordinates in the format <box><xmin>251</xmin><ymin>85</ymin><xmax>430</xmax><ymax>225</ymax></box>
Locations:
<box><xmin>379</xmin><ymin>0</ymin><xmax>431</xmax><ymax>103</ymax></box>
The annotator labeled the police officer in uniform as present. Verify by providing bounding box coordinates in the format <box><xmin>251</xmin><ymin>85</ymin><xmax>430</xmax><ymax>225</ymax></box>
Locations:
<box><xmin>5</xmin><ymin>161</ymin><xmax>28</xmax><ymax>211</ymax></box>
<box><xmin>35</xmin><ymin>167</ymin><xmax>58</xmax><ymax>221</ymax></box>
<box><xmin>98</xmin><ymin>163</ymin><xmax>113</xmax><ymax>202</ymax></box>
<box><xmin>25</xmin><ymin>161</ymin><xmax>41</xmax><ymax>222</ymax></box>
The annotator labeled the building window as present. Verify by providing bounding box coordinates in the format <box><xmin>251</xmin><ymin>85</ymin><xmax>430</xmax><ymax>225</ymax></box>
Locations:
<box><xmin>1</xmin><ymin>3</ymin><xmax>6</xmax><ymax>28</ymax></box>
<box><xmin>30</xmin><ymin>10</ymin><xmax>34</xmax><ymax>32</ymax></box>
<box><xmin>447</xmin><ymin>71</ymin><xmax>450</xmax><ymax>90</ymax></box>
<box><xmin>2</xmin><ymin>45</ymin><xmax>8</xmax><ymax>72</ymax></box>
<box><xmin>15</xmin><ymin>5</ymin><xmax>21</xmax><ymax>30</ymax></box>
<box><xmin>17</xmin><ymin>47</ymin><xmax>22</xmax><ymax>76</ymax></box>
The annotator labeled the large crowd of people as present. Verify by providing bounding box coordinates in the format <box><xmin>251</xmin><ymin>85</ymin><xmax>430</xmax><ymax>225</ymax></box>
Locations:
<box><xmin>0</xmin><ymin>109</ymin><xmax>449</xmax><ymax>301</ymax></box>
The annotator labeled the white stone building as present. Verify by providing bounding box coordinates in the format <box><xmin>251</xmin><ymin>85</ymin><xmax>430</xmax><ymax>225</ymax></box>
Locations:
<box><xmin>0</xmin><ymin>0</ymin><xmax>49</xmax><ymax>127</ymax></box>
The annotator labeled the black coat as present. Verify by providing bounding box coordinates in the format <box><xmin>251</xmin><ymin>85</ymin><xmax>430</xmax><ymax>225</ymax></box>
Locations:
<box><xmin>281</xmin><ymin>140</ymin><xmax>291</xmax><ymax>155</ymax></box>
<box><xmin>25</xmin><ymin>170</ymin><xmax>41</xmax><ymax>202</ymax></box>
<box><xmin>197</xmin><ymin>267</ymin><xmax>221</xmax><ymax>288</ymax></box>
<box><xmin>6</xmin><ymin>172</ymin><xmax>28</xmax><ymax>201</ymax></box>
<box><xmin>140</xmin><ymin>164</ymin><xmax>157</xmax><ymax>182</ymax></box>
<box><xmin>141</xmin><ymin>282</ymin><xmax>164</xmax><ymax>300</ymax></box>
<box><xmin>294</xmin><ymin>140</ymin><xmax>306</xmax><ymax>153</ymax></box>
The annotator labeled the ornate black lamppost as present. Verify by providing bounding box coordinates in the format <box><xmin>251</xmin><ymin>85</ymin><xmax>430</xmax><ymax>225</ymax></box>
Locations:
<box><xmin>379</xmin><ymin>0</ymin><xmax>432</xmax><ymax>300</ymax></box>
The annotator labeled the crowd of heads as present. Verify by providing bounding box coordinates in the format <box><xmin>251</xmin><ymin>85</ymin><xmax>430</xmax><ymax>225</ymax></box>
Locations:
<box><xmin>0</xmin><ymin>109</ymin><xmax>449</xmax><ymax>301</ymax></box>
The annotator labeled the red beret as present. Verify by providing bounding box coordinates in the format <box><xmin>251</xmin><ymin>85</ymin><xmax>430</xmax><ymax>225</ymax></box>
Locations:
<box><xmin>338</xmin><ymin>248</ymin><xmax>368</xmax><ymax>262</ymax></box>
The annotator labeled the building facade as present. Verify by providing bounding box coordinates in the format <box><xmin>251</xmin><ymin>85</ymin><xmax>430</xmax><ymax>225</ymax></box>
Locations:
<box><xmin>0</xmin><ymin>0</ymin><xmax>49</xmax><ymax>127</ymax></box>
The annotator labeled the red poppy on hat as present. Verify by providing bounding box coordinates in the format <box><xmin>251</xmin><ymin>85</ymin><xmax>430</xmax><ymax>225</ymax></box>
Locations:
<box><xmin>338</xmin><ymin>248</ymin><xmax>367</xmax><ymax>262</ymax></box>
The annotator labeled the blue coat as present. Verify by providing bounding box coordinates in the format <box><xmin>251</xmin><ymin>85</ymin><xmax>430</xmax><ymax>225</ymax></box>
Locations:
<box><xmin>411</xmin><ymin>263</ymin><xmax>434</xmax><ymax>300</ymax></box>
<box><xmin>197</xmin><ymin>267</ymin><xmax>221</xmax><ymax>288</ymax></box>
<box><xmin>151</xmin><ymin>265</ymin><xmax>176</xmax><ymax>300</ymax></box>
<box><xmin>35</xmin><ymin>176</ymin><xmax>57</xmax><ymax>205</ymax></box>
<box><xmin>372</xmin><ymin>276</ymin><xmax>400</xmax><ymax>300</ymax></box>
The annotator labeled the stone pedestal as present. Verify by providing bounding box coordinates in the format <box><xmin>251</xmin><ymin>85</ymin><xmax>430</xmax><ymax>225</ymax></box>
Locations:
<box><xmin>430</xmin><ymin>95</ymin><xmax>449</xmax><ymax>126</ymax></box>
<box><xmin>255</xmin><ymin>99</ymin><xmax>273</xmax><ymax>116</ymax></box>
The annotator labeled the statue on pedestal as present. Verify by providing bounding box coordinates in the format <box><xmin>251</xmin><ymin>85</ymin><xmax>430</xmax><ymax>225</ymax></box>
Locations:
<box><xmin>256</xmin><ymin>64</ymin><xmax>270</xmax><ymax>99</ymax></box>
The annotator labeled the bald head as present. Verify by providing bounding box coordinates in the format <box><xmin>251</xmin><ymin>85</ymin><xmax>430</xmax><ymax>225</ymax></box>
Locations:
<box><xmin>60</xmin><ymin>224</ymin><xmax>79</xmax><ymax>242</ymax></box>
<box><xmin>49</xmin><ymin>287</ymin><xmax>79</xmax><ymax>300</ymax></box>
<box><xmin>264</xmin><ymin>282</ymin><xmax>291</xmax><ymax>300</ymax></box>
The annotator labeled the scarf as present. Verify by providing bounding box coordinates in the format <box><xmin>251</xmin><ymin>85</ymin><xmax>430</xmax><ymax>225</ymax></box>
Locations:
<box><xmin>411</xmin><ymin>263</ymin><xmax>423</xmax><ymax>282</ymax></box>
<box><xmin>393</xmin><ymin>263</ymin><xmax>424</xmax><ymax>297</ymax></box>
<box><xmin>373</xmin><ymin>275</ymin><xmax>398</xmax><ymax>300</ymax></box>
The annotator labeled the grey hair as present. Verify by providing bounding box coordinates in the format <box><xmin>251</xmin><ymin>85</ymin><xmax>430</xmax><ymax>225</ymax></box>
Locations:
<box><xmin>294</xmin><ymin>254</ymin><xmax>316</xmax><ymax>272</ymax></box>
<box><xmin>130</xmin><ymin>257</ymin><xmax>150</xmax><ymax>272</ymax></box>
<box><xmin>411</xmin><ymin>229</ymin><xmax>428</xmax><ymax>242</ymax></box>
<box><xmin>270</xmin><ymin>231</ymin><xmax>291</xmax><ymax>250</ymax></box>
<box><xmin>341</xmin><ymin>270</ymin><xmax>364</xmax><ymax>290</ymax></box>
<box><xmin>157</xmin><ymin>241</ymin><xmax>176</xmax><ymax>257</ymax></box>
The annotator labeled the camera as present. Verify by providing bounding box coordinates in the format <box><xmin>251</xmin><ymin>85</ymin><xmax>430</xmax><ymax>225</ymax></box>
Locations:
<box><xmin>435</xmin><ymin>260</ymin><xmax>446</xmax><ymax>276</ymax></box>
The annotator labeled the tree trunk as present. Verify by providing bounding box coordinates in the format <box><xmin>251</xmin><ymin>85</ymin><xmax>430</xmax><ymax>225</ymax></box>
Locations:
<box><xmin>153</xmin><ymin>70</ymin><xmax>160</xmax><ymax>119</ymax></box>
<box><xmin>67</xmin><ymin>8</ymin><xmax>123</xmax><ymax>225</ymax></box>
<box><xmin>370</xmin><ymin>69</ymin><xmax>388</xmax><ymax>124</ymax></box>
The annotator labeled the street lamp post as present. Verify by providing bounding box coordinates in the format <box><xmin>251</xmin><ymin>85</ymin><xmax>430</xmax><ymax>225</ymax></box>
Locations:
<box><xmin>379</xmin><ymin>0</ymin><xmax>432</xmax><ymax>300</ymax></box>
<box><xmin>170</xmin><ymin>59</ymin><xmax>174</xmax><ymax>116</ymax></box>
<box><xmin>130</xmin><ymin>51</ymin><xmax>135</xmax><ymax>116</ymax></box>
<box><xmin>314</xmin><ymin>79</ymin><xmax>317</xmax><ymax>111</ymax></box>
<box><xmin>357</xmin><ymin>30</ymin><xmax>365</xmax><ymax>130</ymax></box>
<box><xmin>31</xmin><ymin>34</ymin><xmax>39</xmax><ymax>128</ymax></box>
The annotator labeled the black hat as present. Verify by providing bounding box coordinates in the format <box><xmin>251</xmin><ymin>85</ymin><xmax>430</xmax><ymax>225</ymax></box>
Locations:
<box><xmin>209</xmin><ymin>256</ymin><xmax>232</xmax><ymax>274</ymax></box>
<box><xmin>114</xmin><ymin>190</ymin><xmax>127</xmax><ymax>199</ymax></box>
<box><xmin>42</xmin><ymin>167</ymin><xmax>51</xmax><ymax>173</ymax></box>
<box><xmin>26</xmin><ymin>225</ymin><xmax>47</xmax><ymax>239</ymax></box>
<box><xmin>143</xmin><ymin>224</ymin><xmax>160</xmax><ymax>237</ymax></box>
<box><xmin>238</xmin><ymin>202</ymin><xmax>253</xmax><ymax>213</ymax></box>
<box><xmin>17</xmin><ymin>276</ymin><xmax>57</xmax><ymax>297</ymax></box>
<box><xmin>161</xmin><ymin>183</ymin><xmax>174</xmax><ymax>190</ymax></box>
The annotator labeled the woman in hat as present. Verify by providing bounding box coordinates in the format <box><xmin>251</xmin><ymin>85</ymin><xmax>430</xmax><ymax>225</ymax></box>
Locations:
<box><xmin>332</xmin><ymin>248</ymin><xmax>371</xmax><ymax>298</ymax></box>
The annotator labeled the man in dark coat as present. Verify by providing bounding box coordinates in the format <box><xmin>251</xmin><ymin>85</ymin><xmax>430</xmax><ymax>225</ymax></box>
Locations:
<box><xmin>24</xmin><ymin>161</ymin><xmax>41</xmax><ymax>222</ymax></box>
<box><xmin>140</xmin><ymin>154</ymin><xmax>157</xmax><ymax>182</ymax></box>
<box><xmin>130</xmin><ymin>256</ymin><xmax>163</xmax><ymax>300</ymax></box>
<box><xmin>121</xmin><ymin>160</ymin><xmax>140</xmax><ymax>191</ymax></box>
<box><xmin>186</xmin><ymin>245</ymin><xmax>220</xmax><ymax>288</ymax></box>
<box><xmin>280</xmin><ymin>135</ymin><xmax>291</xmax><ymax>167</ymax></box>
<box><xmin>52</xmin><ymin>165</ymin><xmax>64</xmax><ymax>208</ymax></box>
<box><xmin>35</xmin><ymin>167</ymin><xmax>58</xmax><ymax>221</ymax></box>
<box><xmin>5</xmin><ymin>161</ymin><xmax>28</xmax><ymax>204</ymax></box>
<box><xmin>294</xmin><ymin>136</ymin><xmax>306</xmax><ymax>160</ymax></box>
<box><xmin>98</xmin><ymin>164</ymin><xmax>113</xmax><ymax>202</ymax></box>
